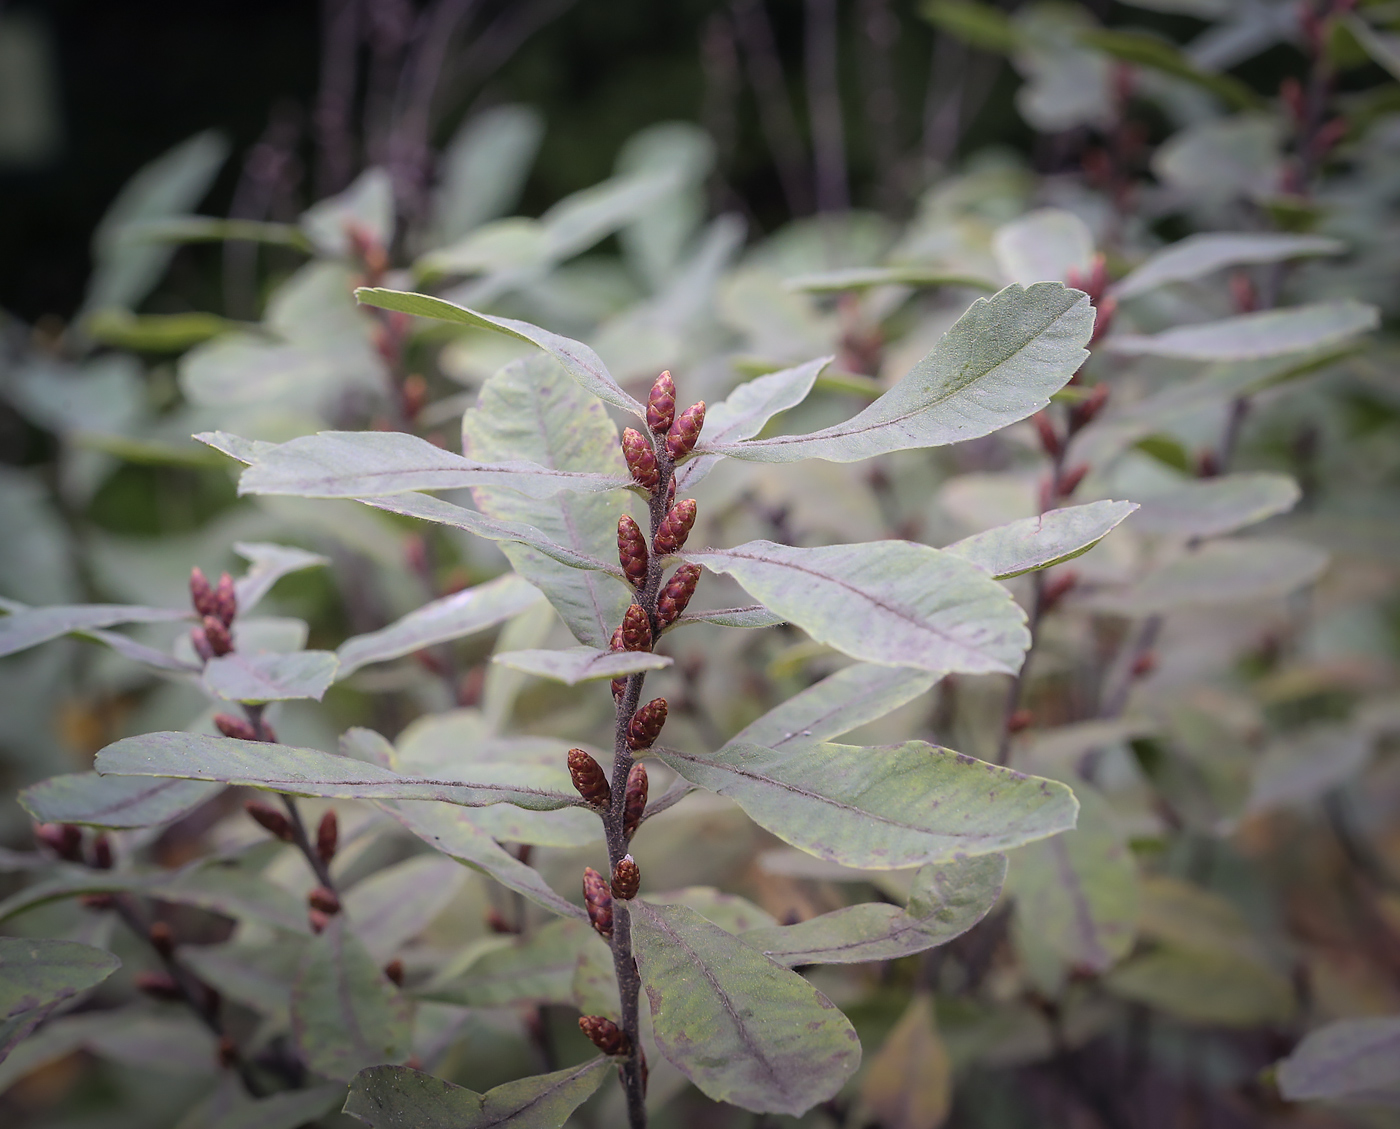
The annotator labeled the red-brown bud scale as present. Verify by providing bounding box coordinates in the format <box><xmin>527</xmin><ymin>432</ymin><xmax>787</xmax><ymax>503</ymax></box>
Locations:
<box><xmin>214</xmin><ymin>713</ymin><xmax>259</xmax><ymax>741</ymax></box>
<box><xmin>622</xmin><ymin>428</ymin><xmax>660</xmax><ymax>492</ymax></box>
<box><xmin>316</xmin><ymin>810</ymin><xmax>338</xmax><ymax>864</ymax></box>
<box><xmin>665</xmin><ymin>401</ymin><xmax>706</xmax><ymax>460</ymax></box>
<box><xmin>579</xmin><ymin>1015</ymin><xmax>631</xmax><ymax>1056</ymax></box>
<box><xmin>583</xmin><ymin>867</ymin><xmax>613</xmax><ymax>939</ymax></box>
<box><xmin>612</xmin><ymin>855</ymin><xmax>640</xmax><ymax>899</ymax></box>
<box><xmin>646</xmin><ymin>372</ymin><xmax>676</xmax><ymax>434</ymax></box>
<box><xmin>627</xmin><ymin>700</ymin><xmax>667</xmax><ymax>752</ymax></box>
<box><xmin>617</xmin><ymin>515</ymin><xmax>649</xmax><ymax>589</ymax></box>
<box><xmin>245</xmin><ymin>800</ymin><xmax>295</xmax><ymax>842</ymax></box>
<box><xmin>620</xmin><ymin>604</ymin><xmax>652</xmax><ymax>652</ymax></box>
<box><xmin>653</xmin><ymin>499</ymin><xmax>697</xmax><ymax>556</ymax></box>
<box><xmin>656</xmin><ymin>564</ymin><xmax>701</xmax><ymax>629</ymax></box>
<box><xmin>623</xmin><ymin>762</ymin><xmax>649</xmax><ymax>839</ymax></box>
<box><xmin>568</xmin><ymin>748</ymin><xmax>612</xmax><ymax>808</ymax></box>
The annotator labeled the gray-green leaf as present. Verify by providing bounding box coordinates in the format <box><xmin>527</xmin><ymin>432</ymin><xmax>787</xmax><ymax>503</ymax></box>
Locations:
<box><xmin>1105</xmin><ymin>300</ymin><xmax>1378</xmax><ymax>361</ymax></box>
<box><xmin>1113</xmin><ymin>233</ymin><xmax>1344</xmax><ymax>301</ymax></box>
<box><xmin>19</xmin><ymin>773</ymin><xmax>219</xmax><ymax>829</ymax></box>
<box><xmin>490</xmin><ymin>646</ymin><xmax>672</xmax><ymax>685</ymax></box>
<box><xmin>0</xmin><ymin>938</ymin><xmax>120</xmax><ymax>1021</ymax></box>
<box><xmin>1131</xmin><ymin>473</ymin><xmax>1299</xmax><ymax>538</ymax></box>
<box><xmin>0</xmin><ymin>603</ymin><xmax>188</xmax><ymax>659</ymax></box>
<box><xmin>944</xmin><ymin>500</ymin><xmax>1138</xmax><ymax>579</ymax></box>
<box><xmin>202</xmin><ymin>650</ymin><xmax>340</xmax><ymax>702</ymax></box>
<box><xmin>1275</xmin><ymin>1017</ymin><xmax>1400</xmax><ymax>1106</ymax></box>
<box><xmin>631</xmin><ymin>900</ymin><xmax>861</xmax><ymax>1115</ymax></box>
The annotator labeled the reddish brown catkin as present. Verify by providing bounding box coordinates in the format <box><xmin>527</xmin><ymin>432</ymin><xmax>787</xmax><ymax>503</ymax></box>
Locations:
<box><xmin>611</xmin><ymin>855</ymin><xmax>640</xmax><ymax>899</ymax></box>
<box><xmin>653</xmin><ymin>499</ymin><xmax>697</xmax><ymax>556</ymax></box>
<box><xmin>617</xmin><ymin>515</ymin><xmax>649</xmax><ymax>589</ymax></box>
<box><xmin>627</xmin><ymin>700</ymin><xmax>667</xmax><ymax>751</ymax></box>
<box><xmin>620</xmin><ymin>604</ymin><xmax>653</xmax><ymax>652</ymax></box>
<box><xmin>665</xmin><ymin>401</ymin><xmax>705</xmax><ymax>459</ymax></box>
<box><xmin>583</xmin><ymin>867</ymin><xmax>613</xmax><ymax>938</ymax></box>
<box><xmin>656</xmin><ymin>564</ymin><xmax>700</xmax><ymax>629</ymax></box>
<box><xmin>646</xmin><ymin>372</ymin><xmax>676</xmax><ymax>434</ymax></box>
<box><xmin>568</xmin><ymin>748</ymin><xmax>612</xmax><ymax>808</ymax></box>
<box><xmin>580</xmin><ymin>1015</ymin><xmax>631</xmax><ymax>1056</ymax></box>
<box><xmin>621</xmin><ymin>428</ymin><xmax>660</xmax><ymax>492</ymax></box>
<box><xmin>623</xmin><ymin>763</ymin><xmax>649</xmax><ymax>839</ymax></box>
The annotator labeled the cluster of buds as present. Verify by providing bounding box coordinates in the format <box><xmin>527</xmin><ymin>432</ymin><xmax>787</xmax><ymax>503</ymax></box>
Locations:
<box><xmin>34</xmin><ymin>822</ymin><xmax>83</xmax><ymax>862</ymax></box>
<box><xmin>189</xmin><ymin>567</ymin><xmax>237</xmax><ymax>662</ymax></box>
<box><xmin>579</xmin><ymin>1015</ymin><xmax>631</xmax><ymax>1057</ymax></box>
<box><xmin>611</xmin><ymin>855</ymin><xmax>640</xmax><ymax>900</ymax></box>
<box><xmin>1064</xmin><ymin>254</ymin><xmax>1116</xmax><ymax>346</ymax></box>
<box><xmin>583</xmin><ymin>867</ymin><xmax>613</xmax><ymax>939</ymax></box>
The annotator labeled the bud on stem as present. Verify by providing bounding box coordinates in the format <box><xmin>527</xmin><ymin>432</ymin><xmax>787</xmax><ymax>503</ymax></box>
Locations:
<box><xmin>647</xmin><ymin>372</ymin><xmax>676</xmax><ymax>434</ymax></box>
<box><xmin>583</xmin><ymin>867</ymin><xmax>613</xmax><ymax>938</ymax></box>
<box><xmin>214</xmin><ymin>713</ymin><xmax>259</xmax><ymax>741</ymax></box>
<box><xmin>213</xmin><ymin>572</ymin><xmax>237</xmax><ymax>627</ymax></box>
<box><xmin>148</xmin><ymin>921</ymin><xmax>175</xmax><ymax>959</ymax></box>
<box><xmin>654</xmin><ymin>499</ymin><xmax>697</xmax><ymax>556</ymax></box>
<box><xmin>189</xmin><ymin>567</ymin><xmax>216</xmax><ymax>618</ymax></box>
<box><xmin>202</xmin><ymin>615</ymin><xmax>233</xmax><ymax>657</ymax></box>
<box><xmin>656</xmin><ymin>564</ymin><xmax>700</xmax><ymax>629</ymax></box>
<box><xmin>623</xmin><ymin>762</ymin><xmax>649</xmax><ymax>840</ymax></box>
<box><xmin>627</xmin><ymin>700</ymin><xmax>667</xmax><ymax>751</ymax></box>
<box><xmin>308</xmin><ymin>886</ymin><xmax>340</xmax><ymax>915</ymax></box>
<box><xmin>568</xmin><ymin>748</ymin><xmax>612</xmax><ymax>808</ymax></box>
<box><xmin>579</xmin><ymin>1015</ymin><xmax>631</xmax><ymax>1056</ymax></box>
<box><xmin>245</xmin><ymin>800</ymin><xmax>295</xmax><ymax>842</ymax></box>
<box><xmin>665</xmin><ymin>402</ymin><xmax>706</xmax><ymax>460</ymax></box>
<box><xmin>611</xmin><ymin>855</ymin><xmax>640</xmax><ymax>899</ymax></box>
<box><xmin>135</xmin><ymin>971</ymin><xmax>183</xmax><ymax>1001</ymax></box>
<box><xmin>316</xmin><ymin>811</ymin><xmax>338</xmax><ymax>864</ymax></box>
<box><xmin>621</xmin><ymin>428</ymin><xmax>660</xmax><ymax>492</ymax></box>
<box><xmin>617</xmin><ymin>515</ymin><xmax>649</xmax><ymax>589</ymax></box>
<box><xmin>620</xmin><ymin>604</ymin><xmax>652</xmax><ymax>652</ymax></box>
<box><xmin>34</xmin><ymin>823</ymin><xmax>83</xmax><ymax>862</ymax></box>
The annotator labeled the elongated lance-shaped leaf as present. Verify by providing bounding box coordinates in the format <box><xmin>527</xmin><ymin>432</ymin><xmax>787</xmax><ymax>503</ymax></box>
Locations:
<box><xmin>490</xmin><ymin>646</ymin><xmax>672</xmax><ymax>685</ymax></box>
<box><xmin>743</xmin><ymin>854</ymin><xmax>1007</xmax><ymax>966</ymax></box>
<box><xmin>676</xmin><ymin>357</ymin><xmax>829</xmax><ymax>491</ymax></box>
<box><xmin>0</xmin><ymin>938</ymin><xmax>121</xmax><ymax>1020</ymax></box>
<box><xmin>992</xmin><ymin>208</ymin><xmax>1094</xmax><ymax>287</ymax></box>
<box><xmin>1112</xmin><ymin>233</ymin><xmax>1344</xmax><ymax>301</ymax></box>
<box><xmin>0</xmin><ymin>604</ymin><xmax>188</xmax><ymax>660</ymax></box>
<box><xmin>20</xmin><ymin>773</ymin><xmax>219</xmax><ymax>829</ymax></box>
<box><xmin>687</xmin><ymin>540</ymin><xmax>1029</xmax><ymax>675</ymax></box>
<box><xmin>203</xmin><ymin>1085</ymin><xmax>347</xmax><ymax>1129</ymax></box>
<box><xmin>657</xmin><ymin>741</ymin><xmax>1078</xmax><ymax>869</ymax></box>
<box><xmin>344</xmin><ymin>854</ymin><xmax>469</xmax><ymax>964</ymax></box>
<box><xmin>729</xmin><ymin>662</ymin><xmax>942</xmax><ymax>754</ymax></box>
<box><xmin>944</xmin><ymin>500</ymin><xmax>1138</xmax><ymax>579</ymax></box>
<box><xmin>232</xmin><ymin>541</ymin><xmax>329</xmax><ymax>612</ymax></box>
<box><xmin>202</xmin><ymin>650</ymin><xmax>340</xmax><ymax>703</ymax></box>
<box><xmin>631</xmin><ymin>900</ymin><xmax>861</xmax><ymax>1116</ymax></box>
<box><xmin>292</xmin><ymin>916</ymin><xmax>411</xmax><ymax>1083</ymax></box>
<box><xmin>702</xmin><ymin>283</ymin><xmax>1091</xmax><ymax>464</ymax></box>
<box><xmin>379</xmin><ymin>800</ymin><xmax>586</xmax><ymax>921</ymax></box>
<box><xmin>178</xmin><ymin>939</ymin><xmax>305</xmax><ymax>1024</ymax></box>
<box><xmin>420</xmin><ymin>918</ymin><xmax>607</xmax><ymax>1008</ymax></box>
<box><xmin>234</xmin><ymin>430</ymin><xmax>631</xmax><ymax>499</ymax></box>
<box><xmin>337</xmin><ymin>574</ymin><xmax>543</xmax><ymax>677</ymax></box>
<box><xmin>361</xmin><ymin>492</ymin><xmax>624</xmax><ymax>579</ymax></box>
<box><xmin>355</xmin><ymin>286</ymin><xmax>646</xmax><ymax>418</ymax></box>
<box><xmin>1131</xmin><ymin>473</ymin><xmax>1299</xmax><ymax>538</ymax></box>
<box><xmin>783</xmin><ymin>266</ymin><xmax>996</xmax><ymax>292</ymax></box>
<box><xmin>96</xmin><ymin>732</ymin><xmax>579</xmax><ymax>811</ymax></box>
<box><xmin>670</xmin><ymin>605</ymin><xmax>785</xmax><ymax>630</ymax></box>
<box><xmin>1105</xmin><ymin>300</ymin><xmax>1378</xmax><ymax>361</ymax></box>
<box><xmin>344</xmin><ymin>1058</ymin><xmax>611</xmax><ymax>1129</ymax></box>
<box><xmin>1275</xmin><ymin>1017</ymin><xmax>1400</xmax><ymax>1105</ymax></box>
<box><xmin>463</xmin><ymin>355</ymin><xmax>634</xmax><ymax>647</ymax></box>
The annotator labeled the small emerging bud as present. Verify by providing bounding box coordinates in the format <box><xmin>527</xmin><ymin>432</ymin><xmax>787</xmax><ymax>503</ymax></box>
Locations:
<box><xmin>316</xmin><ymin>810</ymin><xmax>339</xmax><ymax>864</ymax></box>
<box><xmin>653</xmin><ymin>499</ymin><xmax>697</xmax><ymax>556</ymax></box>
<box><xmin>568</xmin><ymin>748</ymin><xmax>612</xmax><ymax>808</ymax></box>
<box><xmin>1041</xmin><ymin>570</ymin><xmax>1078</xmax><ymax>613</ymax></box>
<box><xmin>80</xmin><ymin>893</ymin><xmax>116</xmax><ymax>911</ymax></box>
<box><xmin>35</xmin><ymin>822</ymin><xmax>83</xmax><ymax>862</ymax></box>
<box><xmin>612</xmin><ymin>855</ymin><xmax>640</xmax><ymax>899</ymax></box>
<box><xmin>583</xmin><ymin>867</ymin><xmax>613</xmax><ymax>939</ymax></box>
<box><xmin>402</xmin><ymin>373</ymin><xmax>429</xmax><ymax>421</ymax></box>
<box><xmin>1007</xmin><ymin>709</ymin><xmax>1034</xmax><ymax>734</ymax></box>
<box><xmin>623</xmin><ymin>762</ymin><xmax>649</xmax><ymax>840</ymax></box>
<box><xmin>656</xmin><ymin>564</ymin><xmax>701</xmax><ymax>629</ymax></box>
<box><xmin>308</xmin><ymin>886</ymin><xmax>341</xmax><ymax>915</ymax></box>
<box><xmin>665</xmin><ymin>478</ymin><xmax>676</xmax><ymax>507</ymax></box>
<box><xmin>627</xmin><ymin>700</ymin><xmax>667</xmax><ymax>752</ymax></box>
<box><xmin>618</xmin><ymin>515</ymin><xmax>649</xmax><ymax>589</ymax></box>
<box><xmin>214</xmin><ymin>713</ymin><xmax>259</xmax><ymax>741</ymax></box>
<box><xmin>384</xmin><ymin>958</ymin><xmax>405</xmax><ymax>986</ymax></box>
<box><xmin>189</xmin><ymin>567</ymin><xmax>216</xmax><ymax>618</ymax></box>
<box><xmin>1089</xmin><ymin>296</ymin><xmax>1117</xmax><ymax>346</ymax></box>
<box><xmin>1056</xmin><ymin>463</ymin><xmax>1089</xmax><ymax>498</ymax></box>
<box><xmin>646</xmin><ymin>371</ymin><xmax>676</xmax><ymax>434</ymax></box>
<box><xmin>485</xmin><ymin>907</ymin><xmax>515</xmax><ymax>934</ymax></box>
<box><xmin>135</xmin><ymin>971</ymin><xmax>183</xmax><ymax>1001</ymax></box>
<box><xmin>1069</xmin><ymin>383</ymin><xmax>1110</xmax><ymax>432</ymax></box>
<box><xmin>1032</xmin><ymin>411</ymin><xmax>1061</xmax><ymax>458</ymax></box>
<box><xmin>148</xmin><ymin>921</ymin><xmax>175</xmax><ymax>959</ymax></box>
<box><xmin>90</xmin><ymin>834</ymin><xmax>113</xmax><ymax>870</ymax></box>
<box><xmin>308</xmin><ymin>908</ymin><xmax>331</xmax><ymax>934</ymax></box>
<box><xmin>213</xmin><ymin>573</ymin><xmax>237</xmax><ymax>627</ymax></box>
<box><xmin>620</xmin><ymin>604</ymin><xmax>653</xmax><ymax>653</ymax></box>
<box><xmin>622</xmin><ymin>428</ymin><xmax>660</xmax><ymax>492</ymax></box>
<box><xmin>217</xmin><ymin>1035</ymin><xmax>239</xmax><ymax>1069</ymax></box>
<box><xmin>202</xmin><ymin>615</ymin><xmax>233</xmax><ymax>657</ymax></box>
<box><xmin>1131</xmin><ymin>651</ymin><xmax>1158</xmax><ymax>679</ymax></box>
<box><xmin>1197</xmin><ymin>450</ymin><xmax>1221</xmax><ymax>478</ymax></box>
<box><xmin>245</xmin><ymin>800</ymin><xmax>295</xmax><ymax>843</ymax></box>
<box><xmin>665</xmin><ymin>401</ymin><xmax>706</xmax><ymax>460</ymax></box>
<box><xmin>579</xmin><ymin>1015</ymin><xmax>631</xmax><ymax>1056</ymax></box>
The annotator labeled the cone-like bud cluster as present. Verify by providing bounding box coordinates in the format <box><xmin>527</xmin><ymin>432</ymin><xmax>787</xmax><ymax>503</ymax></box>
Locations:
<box><xmin>214</xmin><ymin>713</ymin><xmax>259</xmax><ymax>741</ymax></box>
<box><xmin>623</xmin><ymin>763</ymin><xmax>649</xmax><ymax>839</ymax></box>
<box><xmin>135</xmin><ymin>971</ymin><xmax>183</xmax><ymax>1001</ymax></box>
<box><xmin>189</xmin><ymin>567</ymin><xmax>215</xmax><ymax>618</ymax></box>
<box><xmin>646</xmin><ymin>372</ymin><xmax>676</xmax><ymax>434</ymax></box>
<box><xmin>308</xmin><ymin>886</ymin><xmax>341</xmax><ymax>915</ymax></box>
<box><xmin>627</xmin><ymin>700</ymin><xmax>667</xmax><ymax>752</ymax></box>
<box><xmin>612</xmin><ymin>855</ymin><xmax>640</xmax><ymax>899</ymax></box>
<box><xmin>620</xmin><ymin>604</ymin><xmax>653</xmax><ymax>652</ymax></box>
<box><xmin>617</xmin><ymin>515</ymin><xmax>649</xmax><ymax>589</ymax></box>
<box><xmin>665</xmin><ymin>401</ymin><xmax>706</xmax><ymax>460</ymax></box>
<box><xmin>657</xmin><ymin>564</ymin><xmax>700</xmax><ymax>630</ymax></box>
<box><xmin>148</xmin><ymin>921</ymin><xmax>175</xmax><ymax>959</ymax></box>
<box><xmin>213</xmin><ymin>573</ymin><xmax>237</xmax><ymax>627</ymax></box>
<box><xmin>583</xmin><ymin>867</ymin><xmax>613</xmax><ymax>939</ymax></box>
<box><xmin>579</xmin><ymin>1015</ymin><xmax>631</xmax><ymax>1057</ymax></box>
<box><xmin>245</xmin><ymin>800</ymin><xmax>295</xmax><ymax>842</ymax></box>
<box><xmin>202</xmin><ymin>615</ymin><xmax>233</xmax><ymax>657</ymax></box>
<box><xmin>384</xmin><ymin>958</ymin><xmax>405</xmax><ymax>986</ymax></box>
<box><xmin>316</xmin><ymin>811</ymin><xmax>339</xmax><ymax>864</ymax></box>
<box><xmin>653</xmin><ymin>499</ymin><xmax>697</xmax><ymax>556</ymax></box>
<box><xmin>569</xmin><ymin>748</ymin><xmax>612</xmax><ymax>808</ymax></box>
<box><xmin>35</xmin><ymin>822</ymin><xmax>83</xmax><ymax>861</ymax></box>
<box><xmin>622</xmin><ymin>428</ymin><xmax>660</xmax><ymax>492</ymax></box>
<box><xmin>90</xmin><ymin>833</ymin><xmax>113</xmax><ymax>870</ymax></box>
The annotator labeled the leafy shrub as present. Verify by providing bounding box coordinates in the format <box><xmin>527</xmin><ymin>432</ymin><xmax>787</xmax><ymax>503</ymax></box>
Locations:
<box><xmin>3</xmin><ymin>2</ymin><xmax>1400</xmax><ymax>1127</ymax></box>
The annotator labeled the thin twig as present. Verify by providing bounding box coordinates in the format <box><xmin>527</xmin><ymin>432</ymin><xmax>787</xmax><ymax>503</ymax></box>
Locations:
<box><xmin>732</xmin><ymin>0</ymin><xmax>814</xmax><ymax>216</ymax></box>
<box><xmin>804</xmin><ymin>0</ymin><xmax>848</xmax><ymax>213</ymax></box>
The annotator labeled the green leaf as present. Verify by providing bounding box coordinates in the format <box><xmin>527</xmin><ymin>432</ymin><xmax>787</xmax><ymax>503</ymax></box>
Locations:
<box><xmin>381</xmin><ymin>801</ymin><xmax>586</xmax><ymax>921</ymax></box>
<box><xmin>202</xmin><ymin>650</ymin><xmax>340</xmax><ymax>703</ymax></box>
<box><xmin>436</xmin><ymin>104</ymin><xmax>544</xmax><ymax>242</ymax></box>
<box><xmin>1246</xmin><ymin>725</ymin><xmax>1371</xmax><ymax>815</ymax></box>
<box><xmin>0</xmin><ymin>938</ymin><xmax>120</xmax><ymax>1020</ymax></box>
<box><xmin>1113</xmin><ymin>233</ymin><xmax>1344</xmax><ymax>301</ymax></box>
<box><xmin>1077</xmin><ymin>29</ymin><xmax>1262</xmax><ymax>110</ymax></box>
<box><xmin>675</xmin><ymin>357</ymin><xmax>829</xmax><ymax>492</ymax></box>
<box><xmin>0</xmin><ymin>1013</ymin><xmax>217</xmax><ymax>1090</ymax></box>
<box><xmin>919</xmin><ymin>0</ymin><xmax>1020</xmax><ymax>52</ymax></box>
<box><xmin>1088</xmin><ymin>538</ymin><xmax>1329</xmax><ymax>615</ymax></box>
<box><xmin>743</xmin><ymin>854</ymin><xmax>1006</xmax><ymax>966</ymax></box>
<box><xmin>292</xmin><ymin>916</ymin><xmax>411</xmax><ymax>1082</ymax></box>
<box><xmin>114</xmin><ymin>215</ymin><xmax>313</xmax><ymax>251</ymax></box>
<box><xmin>1105</xmin><ymin>945</ymin><xmax>1293</xmax><ymax>1027</ymax></box>
<box><xmin>671</xmin><ymin>605</ymin><xmax>785</xmax><ymax>630</ymax></box>
<box><xmin>1131</xmin><ymin>473</ymin><xmax>1300</xmax><ymax>538</ymax></box>
<box><xmin>337</xmin><ymin>574</ymin><xmax>543</xmax><ymax>677</ymax></box>
<box><xmin>1106</xmin><ymin>300</ymin><xmax>1378</xmax><ymax>361</ymax></box>
<box><xmin>462</xmin><ymin>355</ymin><xmax>635</xmax><ymax>648</ymax></box>
<box><xmin>235</xmin><ymin>430</ymin><xmax>631</xmax><ymax>500</ymax></box>
<box><xmin>179</xmin><ymin>938</ymin><xmax>306</xmax><ymax>1023</ymax></box>
<box><xmin>729</xmin><ymin>663</ymin><xmax>942</xmax><ymax>753</ymax></box>
<box><xmin>302</xmin><ymin>168</ymin><xmax>394</xmax><ymax>258</ymax></box>
<box><xmin>992</xmin><ymin>209</ymin><xmax>1095</xmax><ymax>287</ymax></box>
<box><xmin>1008</xmin><ymin>781</ymin><xmax>1138</xmax><ymax>974</ymax></box>
<box><xmin>1275</xmin><ymin>1017</ymin><xmax>1400</xmax><ymax>1105</ymax></box>
<box><xmin>860</xmin><ymin>993</ymin><xmax>951</xmax><ymax>1129</ymax></box>
<box><xmin>0</xmin><ymin>603</ymin><xmax>188</xmax><ymax>659</ymax></box>
<box><xmin>355</xmin><ymin>287</ymin><xmax>645</xmax><ymax>418</ymax></box>
<box><xmin>783</xmin><ymin>266</ymin><xmax>995</xmax><ymax>293</ymax></box>
<box><xmin>647</xmin><ymin>887</ymin><xmax>779</xmax><ymax>934</ymax></box>
<box><xmin>233</xmin><ymin>541</ymin><xmax>329</xmax><ymax>612</ymax></box>
<box><xmin>631</xmin><ymin>900</ymin><xmax>862</xmax><ymax>1115</ymax></box>
<box><xmin>19</xmin><ymin>773</ymin><xmax>219</xmax><ymax>829</ymax></box>
<box><xmin>344</xmin><ymin>854</ymin><xmax>468</xmax><ymax>964</ymax></box>
<box><xmin>84</xmin><ymin>308</ymin><xmax>237</xmax><ymax>353</ymax></box>
<box><xmin>203</xmin><ymin>1084</ymin><xmax>347</xmax><ymax>1129</ymax></box>
<box><xmin>490</xmin><ymin>646</ymin><xmax>672</xmax><ymax>685</ymax></box>
<box><xmin>343</xmin><ymin>1058</ymin><xmax>610</xmax><ymax>1128</ymax></box>
<box><xmin>421</xmin><ymin>919</ymin><xmax>609</xmax><ymax>1008</ymax></box>
<box><xmin>656</xmin><ymin>741</ymin><xmax>1078</xmax><ymax>869</ymax></box>
<box><xmin>687</xmin><ymin>539</ymin><xmax>1029</xmax><ymax>675</ymax></box>
<box><xmin>704</xmin><ymin>283</ymin><xmax>1092</xmax><ymax>463</ymax></box>
<box><xmin>944</xmin><ymin>500</ymin><xmax>1138</xmax><ymax>579</ymax></box>
<box><xmin>96</xmin><ymin>732</ymin><xmax>579</xmax><ymax>811</ymax></box>
<box><xmin>1344</xmin><ymin>14</ymin><xmax>1400</xmax><ymax>83</ymax></box>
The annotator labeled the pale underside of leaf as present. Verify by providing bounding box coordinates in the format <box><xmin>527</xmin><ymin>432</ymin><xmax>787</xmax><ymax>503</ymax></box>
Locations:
<box><xmin>19</xmin><ymin>773</ymin><xmax>220</xmax><ymax>829</ymax></box>
<box><xmin>490</xmin><ymin>646</ymin><xmax>672</xmax><ymax>685</ymax></box>
<box><xmin>944</xmin><ymin>499</ymin><xmax>1138</xmax><ymax>579</ymax></box>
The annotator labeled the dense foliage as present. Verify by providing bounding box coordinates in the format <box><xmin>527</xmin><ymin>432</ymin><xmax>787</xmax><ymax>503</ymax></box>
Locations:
<box><xmin>3</xmin><ymin>1</ymin><xmax>1400</xmax><ymax>1127</ymax></box>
